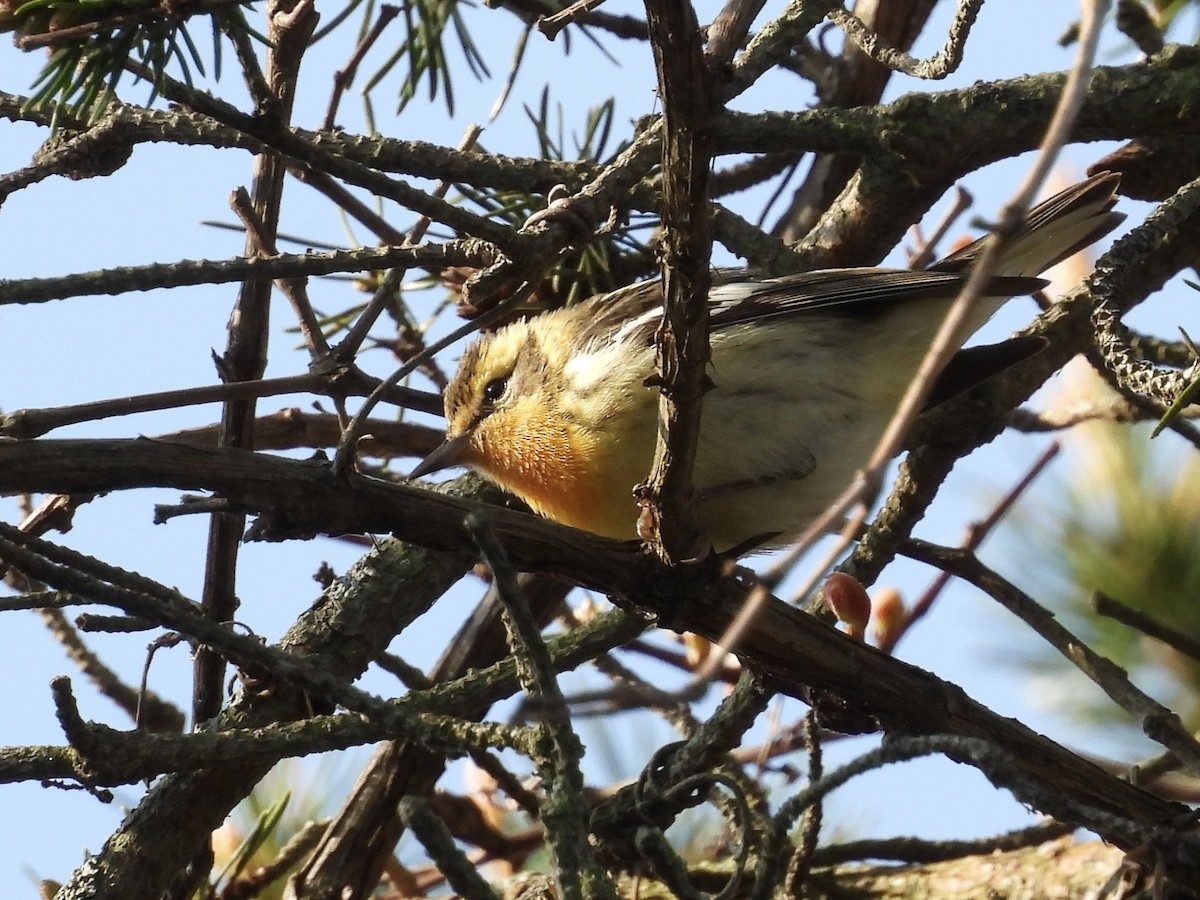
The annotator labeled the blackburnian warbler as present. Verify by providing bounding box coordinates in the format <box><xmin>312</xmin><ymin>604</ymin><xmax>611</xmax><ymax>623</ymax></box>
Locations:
<box><xmin>411</xmin><ymin>174</ymin><xmax>1122</xmax><ymax>552</ymax></box>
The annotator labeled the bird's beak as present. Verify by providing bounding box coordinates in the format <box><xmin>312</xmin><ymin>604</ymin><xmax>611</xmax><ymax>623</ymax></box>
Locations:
<box><xmin>409</xmin><ymin>433</ymin><xmax>472</xmax><ymax>480</ymax></box>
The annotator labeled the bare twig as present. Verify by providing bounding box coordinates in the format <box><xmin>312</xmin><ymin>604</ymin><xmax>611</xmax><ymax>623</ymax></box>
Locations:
<box><xmin>0</xmin><ymin>372</ymin><xmax>440</xmax><ymax>440</ymax></box>
<box><xmin>828</xmin><ymin>0</ymin><xmax>981</xmax><ymax>80</ymax></box>
<box><xmin>878</xmin><ymin>442</ymin><xmax>1060</xmax><ymax>653</ymax></box>
<box><xmin>1093</xmin><ymin>592</ymin><xmax>1200</xmax><ymax>666</ymax></box>
<box><xmin>903</xmin><ymin>539</ymin><xmax>1200</xmax><ymax>772</ymax></box>
<box><xmin>323</xmin><ymin>5</ymin><xmax>402</xmax><ymax>131</ymax></box>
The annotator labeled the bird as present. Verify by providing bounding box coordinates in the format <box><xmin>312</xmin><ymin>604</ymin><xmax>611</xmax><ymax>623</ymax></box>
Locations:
<box><xmin>411</xmin><ymin>173</ymin><xmax>1123</xmax><ymax>553</ymax></box>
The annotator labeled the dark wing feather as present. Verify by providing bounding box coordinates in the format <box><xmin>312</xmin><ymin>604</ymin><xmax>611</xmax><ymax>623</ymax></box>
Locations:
<box><xmin>707</xmin><ymin>268</ymin><xmax>1047</xmax><ymax>329</ymax></box>
<box><xmin>571</xmin><ymin>268</ymin><xmax>1047</xmax><ymax>344</ymax></box>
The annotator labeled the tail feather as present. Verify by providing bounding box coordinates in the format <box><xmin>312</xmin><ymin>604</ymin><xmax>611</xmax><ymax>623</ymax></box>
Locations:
<box><xmin>931</xmin><ymin>172</ymin><xmax>1124</xmax><ymax>278</ymax></box>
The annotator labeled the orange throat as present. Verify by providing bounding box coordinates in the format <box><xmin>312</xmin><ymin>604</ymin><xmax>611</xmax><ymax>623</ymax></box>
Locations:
<box><xmin>470</xmin><ymin>415</ymin><xmax>613</xmax><ymax>535</ymax></box>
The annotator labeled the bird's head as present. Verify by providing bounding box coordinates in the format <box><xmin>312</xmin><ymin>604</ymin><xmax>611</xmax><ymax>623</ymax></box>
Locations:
<box><xmin>410</xmin><ymin>318</ymin><xmax>587</xmax><ymax>514</ymax></box>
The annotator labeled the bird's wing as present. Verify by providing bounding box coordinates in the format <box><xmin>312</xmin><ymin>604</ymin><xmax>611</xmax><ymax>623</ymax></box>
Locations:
<box><xmin>707</xmin><ymin>268</ymin><xmax>1046</xmax><ymax>329</ymax></box>
<box><xmin>572</xmin><ymin>267</ymin><xmax>1046</xmax><ymax>345</ymax></box>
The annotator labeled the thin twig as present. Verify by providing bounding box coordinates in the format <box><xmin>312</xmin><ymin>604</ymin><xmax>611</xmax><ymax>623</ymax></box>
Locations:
<box><xmin>230</xmin><ymin>186</ymin><xmax>333</xmax><ymax>359</ymax></box>
<box><xmin>332</xmin><ymin>124</ymin><xmax>484</xmax><ymax>363</ymax></box>
<box><xmin>537</xmin><ymin>0</ymin><xmax>609</xmax><ymax>41</ymax></box>
<box><xmin>1093</xmin><ymin>592</ymin><xmax>1200</xmax><ymax>665</ymax></box>
<box><xmin>906</xmin><ymin>185</ymin><xmax>973</xmax><ymax>269</ymax></box>
<box><xmin>323</xmin><ymin>5</ymin><xmax>402</xmax><ymax>131</ymax></box>
<box><xmin>784</xmin><ymin>710</ymin><xmax>822</xmax><ymax>895</ymax></box>
<box><xmin>878</xmin><ymin>442</ymin><xmax>1060</xmax><ymax>653</ymax></box>
<box><xmin>0</xmin><ymin>371</ymin><xmax>440</xmax><ymax>441</ymax></box>
<box><xmin>903</xmin><ymin>539</ymin><xmax>1200</xmax><ymax>772</ymax></box>
<box><xmin>828</xmin><ymin>0</ymin><xmax>981</xmax><ymax>80</ymax></box>
<box><xmin>0</xmin><ymin>241</ymin><xmax>496</xmax><ymax>307</ymax></box>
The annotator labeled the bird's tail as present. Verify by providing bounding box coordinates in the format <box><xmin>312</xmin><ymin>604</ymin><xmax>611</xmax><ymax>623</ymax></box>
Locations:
<box><xmin>931</xmin><ymin>172</ymin><xmax>1124</xmax><ymax>278</ymax></box>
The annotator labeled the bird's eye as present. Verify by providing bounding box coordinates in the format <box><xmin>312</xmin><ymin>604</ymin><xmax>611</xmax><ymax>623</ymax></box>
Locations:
<box><xmin>483</xmin><ymin>376</ymin><xmax>508</xmax><ymax>403</ymax></box>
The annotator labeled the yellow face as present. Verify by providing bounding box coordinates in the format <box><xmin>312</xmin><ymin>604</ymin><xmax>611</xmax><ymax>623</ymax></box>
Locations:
<box><xmin>435</xmin><ymin>309</ymin><xmax>659</xmax><ymax>539</ymax></box>
<box><xmin>441</xmin><ymin>319</ymin><xmax>602</xmax><ymax>530</ymax></box>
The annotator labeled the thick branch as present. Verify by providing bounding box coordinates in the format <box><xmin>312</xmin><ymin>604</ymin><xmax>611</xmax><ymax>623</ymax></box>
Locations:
<box><xmin>0</xmin><ymin>437</ymin><xmax>1189</xmax><ymax>846</ymax></box>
